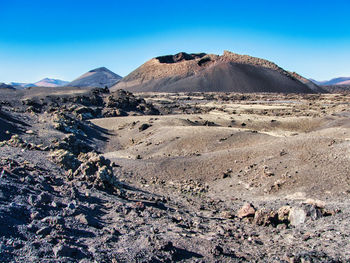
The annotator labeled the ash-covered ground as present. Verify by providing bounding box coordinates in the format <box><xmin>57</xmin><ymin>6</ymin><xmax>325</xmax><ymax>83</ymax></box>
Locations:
<box><xmin>0</xmin><ymin>87</ymin><xmax>349</xmax><ymax>262</ymax></box>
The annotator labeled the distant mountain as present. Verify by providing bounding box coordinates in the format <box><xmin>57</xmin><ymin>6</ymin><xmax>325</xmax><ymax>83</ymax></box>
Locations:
<box><xmin>10</xmin><ymin>78</ymin><xmax>68</xmax><ymax>89</ymax></box>
<box><xmin>311</xmin><ymin>77</ymin><xmax>350</xmax><ymax>86</ymax></box>
<box><xmin>0</xmin><ymin>83</ymin><xmax>15</xmax><ymax>90</ymax></box>
<box><xmin>337</xmin><ymin>79</ymin><xmax>350</xmax><ymax>85</ymax></box>
<box><xmin>67</xmin><ymin>67</ymin><xmax>122</xmax><ymax>88</ymax></box>
<box><xmin>112</xmin><ymin>51</ymin><xmax>314</xmax><ymax>93</ymax></box>
<box><xmin>34</xmin><ymin>78</ymin><xmax>69</xmax><ymax>87</ymax></box>
<box><xmin>10</xmin><ymin>82</ymin><xmax>37</xmax><ymax>89</ymax></box>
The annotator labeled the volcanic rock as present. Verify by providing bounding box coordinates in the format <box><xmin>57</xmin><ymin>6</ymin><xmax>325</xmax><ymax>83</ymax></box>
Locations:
<box><xmin>36</xmin><ymin>226</ymin><xmax>52</xmax><ymax>237</ymax></box>
<box><xmin>53</xmin><ymin>244</ymin><xmax>83</xmax><ymax>258</ymax></box>
<box><xmin>49</xmin><ymin>149</ymin><xmax>81</xmax><ymax>171</ymax></box>
<box><xmin>237</xmin><ymin>203</ymin><xmax>256</xmax><ymax>218</ymax></box>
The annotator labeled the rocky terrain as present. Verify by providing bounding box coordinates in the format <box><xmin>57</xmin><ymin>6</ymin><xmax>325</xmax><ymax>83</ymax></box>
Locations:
<box><xmin>67</xmin><ymin>67</ymin><xmax>122</xmax><ymax>88</ymax></box>
<box><xmin>0</xmin><ymin>87</ymin><xmax>350</xmax><ymax>262</ymax></box>
<box><xmin>322</xmin><ymin>85</ymin><xmax>350</xmax><ymax>93</ymax></box>
<box><xmin>112</xmin><ymin>51</ymin><xmax>314</xmax><ymax>93</ymax></box>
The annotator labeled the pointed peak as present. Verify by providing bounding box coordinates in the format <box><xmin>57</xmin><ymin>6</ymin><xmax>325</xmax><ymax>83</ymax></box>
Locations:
<box><xmin>67</xmin><ymin>67</ymin><xmax>122</xmax><ymax>88</ymax></box>
<box><xmin>89</xmin><ymin>67</ymin><xmax>111</xmax><ymax>73</ymax></box>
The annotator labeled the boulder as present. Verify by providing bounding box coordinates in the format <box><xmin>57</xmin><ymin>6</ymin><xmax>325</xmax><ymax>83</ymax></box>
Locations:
<box><xmin>74</xmin><ymin>152</ymin><xmax>119</xmax><ymax>189</ymax></box>
<box><xmin>253</xmin><ymin>209</ymin><xmax>278</xmax><ymax>226</ymax></box>
<box><xmin>277</xmin><ymin>206</ymin><xmax>291</xmax><ymax>223</ymax></box>
<box><xmin>237</xmin><ymin>203</ymin><xmax>256</xmax><ymax>218</ymax></box>
<box><xmin>49</xmin><ymin>149</ymin><xmax>80</xmax><ymax>171</ymax></box>
<box><xmin>139</xmin><ymin>123</ymin><xmax>151</xmax><ymax>132</ymax></box>
<box><xmin>53</xmin><ymin>244</ymin><xmax>82</xmax><ymax>258</ymax></box>
<box><xmin>288</xmin><ymin>207</ymin><xmax>306</xmax><ymax>226</ymax></box>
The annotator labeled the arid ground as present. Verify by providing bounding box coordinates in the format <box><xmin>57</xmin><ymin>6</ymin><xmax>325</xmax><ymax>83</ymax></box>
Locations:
<box><xmin>0</xmin><ymin>88</ymin><xmax>349</xmax><ymax>262</ymax></box>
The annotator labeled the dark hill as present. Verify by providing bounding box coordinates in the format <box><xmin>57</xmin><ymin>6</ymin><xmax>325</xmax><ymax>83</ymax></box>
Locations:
<box><xmin>0</xmin><ymin>83</ymin><xmax>15</xmax><ymax>90</ymax></box>
<box><xmin>67</xmin><ymin>67</ymin><xmax>122</xmax><ymax>88</ymax></box>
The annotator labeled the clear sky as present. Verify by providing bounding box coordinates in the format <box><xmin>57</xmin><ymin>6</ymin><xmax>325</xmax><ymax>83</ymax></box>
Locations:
<box><xmin>0</xmin><ymin>0</ymin><xmax>349</xmax><ymax>83</ymax></box>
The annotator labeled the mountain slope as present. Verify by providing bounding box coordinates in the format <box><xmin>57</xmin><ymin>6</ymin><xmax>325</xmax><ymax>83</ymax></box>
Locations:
<box><xmin>9</xmin><ymin>82</ymin><xmax>37</xmax><ymax>89</ymax></box>
<box><xmin>289</xmin><ymin>72</ymin><xmax>327</xmax><ymax>93</ymax></box>
<box><xmin>34</xmin><ymin>78</ymin><xmax>69</xmax><ymax>87</ymax></box>
<box><xmin>67</xmin><ymin>67</ymin><xmax>122</xmax><ymax>88</ymax></box>
<box><xmin>9</xmin><ymin>78</ymin><xmax>68</xmax><ymax>89</ymax></box>
<box><xmin>112</xmin><ymin>51</ymin><xmax>313</xmax><ymax>93</ymax></box>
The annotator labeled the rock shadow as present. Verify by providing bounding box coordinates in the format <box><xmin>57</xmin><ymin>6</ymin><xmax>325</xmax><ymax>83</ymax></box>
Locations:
<box><xmin>0</xmin><ymin>110</ymin><xmax>30</xmax><ymax>141</ymax></box>
<box><xmin>172</xmin><ymin>247</ymin><xmax>203</xmax><ymax>261</ymax></box>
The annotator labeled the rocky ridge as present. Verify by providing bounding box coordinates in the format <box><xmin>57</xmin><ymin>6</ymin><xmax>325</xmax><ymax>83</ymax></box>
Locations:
<box><xmin>288</xmin><ymin>72</ymin><xmax>327</xmax><ymax>93</ymax></box>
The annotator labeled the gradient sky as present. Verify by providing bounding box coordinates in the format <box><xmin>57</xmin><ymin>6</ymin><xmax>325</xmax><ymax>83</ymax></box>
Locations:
<box><xmin>0</xmin><ymin>0</ymin><xmax>349</xmax><ymax>83</ymax></box>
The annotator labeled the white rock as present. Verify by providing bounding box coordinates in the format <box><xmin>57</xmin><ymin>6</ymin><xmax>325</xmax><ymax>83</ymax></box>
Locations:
<box><xmin>288</xmin><ymin>207</ymin><xmax>306</xmax><ymax>226</ymax></box>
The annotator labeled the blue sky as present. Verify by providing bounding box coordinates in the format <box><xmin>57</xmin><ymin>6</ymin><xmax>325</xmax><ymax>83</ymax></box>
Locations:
<box><xmin>0</xmin><ymin>0</ymin><xmax>349</xmax><ymax>83</ymax></box>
